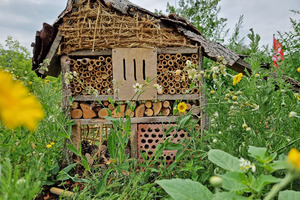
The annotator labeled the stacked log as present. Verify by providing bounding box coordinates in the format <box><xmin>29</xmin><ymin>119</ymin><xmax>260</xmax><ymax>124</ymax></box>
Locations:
<box><xmin>157</xmin><ymin>53</ymin><xmax>200</xmax><ymax>95</ymax></box>
<box><xmin>69</xmin><ymin>56</ymin><xmax>113</xmax><ymax>96</ymax></box>
<box><xmin>70</xmin><ymin>100</ymin><xmax>201</xmax><ymax>119</ymax></box>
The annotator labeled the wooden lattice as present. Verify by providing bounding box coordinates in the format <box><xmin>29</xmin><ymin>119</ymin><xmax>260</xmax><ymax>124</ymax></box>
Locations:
<box><xmin>58</xmin><ymin>0</ymin><xmax>195</xmax><ymax>55</ymax></box>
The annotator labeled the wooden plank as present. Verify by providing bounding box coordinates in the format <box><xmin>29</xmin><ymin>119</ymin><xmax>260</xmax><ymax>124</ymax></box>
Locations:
<box><xmin>61</xmin><ymin>55</ymin><xmax>71</xmax><ymax>115</ymax></box>
<box><xmin>157</xmin><ymin>94</ymin><xmax>199</xmax><ymax>100</ymax></box>
<box><xmin>112</xmin><ymin>48</ymin><xmax>157</xmax><ymax>101</ymax></box>
<box><xmin>38</xmin><ymin>33</ymin><xmax>62</xmax><ymax>77</ymax></box>
<box><xmin>130</xmin><ymin>124</ymin><xmax>138</xmax><ymax>159</ymax></box>
<box><xmin>157</xmin><ymin>47</ymin><xmax>198</xmax><ymax>54</ymax></box>
<box><xmin>73</xmin><ymin>95</ymin><xmax>114</xmax><ymax>101</ymax></box>
<box><xmin>68</xmin><ymin>49</ymin><xmax>112</xmax><ymax>56</ymax></box>
<box><xmin>73</xmin><ymin>116</ymin><xmax>178</xmax><ymax>125</ymax></box>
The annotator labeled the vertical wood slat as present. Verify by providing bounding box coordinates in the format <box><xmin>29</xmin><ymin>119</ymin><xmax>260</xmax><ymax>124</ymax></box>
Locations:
<box><xmin>130</xmin><ymin>123</ymin><xmax>138</xmax><ymax>158</ymax></box>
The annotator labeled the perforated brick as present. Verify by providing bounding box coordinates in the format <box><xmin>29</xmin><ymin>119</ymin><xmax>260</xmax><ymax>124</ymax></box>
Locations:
<box><xmin>138</xmin><ymin>123</ymin><xmax>187</xmax><ymax>164</ymax></box>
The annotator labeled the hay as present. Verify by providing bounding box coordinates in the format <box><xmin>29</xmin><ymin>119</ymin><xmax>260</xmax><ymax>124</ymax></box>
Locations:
<box><xmin>58</xmin><ymin>0</ymin><xmax>194</xmax><ymax>55</ymax></box>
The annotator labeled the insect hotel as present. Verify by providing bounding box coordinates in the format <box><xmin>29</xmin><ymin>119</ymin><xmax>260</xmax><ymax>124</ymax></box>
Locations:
<box><xmin>32</xmin><ymin>0</ymin><xmax>250</xmax><ymax>164</ymax></box>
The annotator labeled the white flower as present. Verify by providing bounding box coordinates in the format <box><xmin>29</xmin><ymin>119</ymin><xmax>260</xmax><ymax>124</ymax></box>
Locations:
<box><xmin>187</xmin><ymin>69</ymin><xmax>198</xmax><ymax>80</ymax></box>
<box><xmin>218</xmin><ymin>131</ymin><xmax>222</xmax><ymax>135</ymax></box>
<box><xmin>186</xmin><ymin>60</ymin><xmax>192</xmax><ymax>66</ymax></box>
<box><xmin>289</xmin><ymin>111</ymin><xmax>297</xmax><ymax>118</ymax></box>
<box><xmin>212</xmin><ymin>138</ymin><xmax>217</xmax><ymax>143</ymax></box>
<box><xmin>251</xmin><ymin>163</ymin><xmax>256</xmax><ymax>172</ymax></box>
<box><xmin>213</xmin><ymin>112</ymin><xmax>219</xmax><ymax>118</ymax></box>
<box><xmin>246</xmin><ymin>127</ymin><xmax>251</xmax><ymax>132</ymax></box>
<box><xmin>133</xmin><ymin>83</ymin><xmax>143</xmax><ymax>93</ymax></box>
<box><xmin>239</xmin><ymin>158</ymin><xmax>255</xmax><ymax>172</ymax></box>
<box><xmin>252</xmin><ymin>104</ymin><xmax>259</xmax><ymax>111</ymax></box>
<box><xmin>211</xmin><ymin>66</ymin><xmax>219</xmax><ymax>74</ymax></box>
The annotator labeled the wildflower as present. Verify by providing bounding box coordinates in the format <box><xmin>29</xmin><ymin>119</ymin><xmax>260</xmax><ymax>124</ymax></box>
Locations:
<box><xmin>133</xmin><ymin>83</ymin><xmax>143</xmax><ymax>93</ymax></box>
<box><xmin>218</xmin><ymin>131</ymin><xmax>222</xmax><ymax>135</ymax></box>
<box><xmin>213</xmin><ymin>112</ymin><xmax>219</xmax><ymax>118</ymax></box>
<box><xmin>287</xmin><ymin>148</ymin><xmax>300</xmax><ymax>170</ymax></box>
<box><xmin>239</xmin><ymin>158</ymin><xmax>252</xmax><ymax>171</ymax></box>
<box><xmin>246</xmin><ymin>127</ymin><xmax>251</xmax><ymax>131</ymax></box>
<box><xmin>251</xmin><ymin>104</ymin><xmax>260</xmax><ymax>111</ymax></box>
<box><xmin>187</xmin><ymin>69</ymin><xmax>198</xmax><ymax>80</ymax></box>
<box><xmin>297</xmin><ymin>67</ymin><xmax>300</xmax><ymax>73</ymax></box>
<box><xmin>45</xmin><ymin>80</ymin><xmax>50</xmax><ymax>84</ymax></box>
<box><xmin>233</xmin><ymin>73</ymin><xmax>243</xmax><ymax>85</ymax></box>
<box><xmin>242</xmin><ymin>124</ymin><xmax>248</xmax><ymax>129</ymax></box>
<box><xmin>210</xmin><ymin>90</ymin><xmax>214</xmax><ymax>94</ymax></box>
<box><xmin>212</xmin><ymin>138</ymin><xmax>217</xmax><ymax>143</ymax></box>
<box><xmin>29</xmin><ymin>81</ymin><xmax>33</xmax><ymax>85</ymax></box>
<box><xmin>251</xmin><ymin>163</ymin><xmax>256</xmax><ymax>172</ymax></box>
<box><xmin>289</xmin><ymin>111</ymin><xmax>297</xmax><ymax>118</ymax></box>
<box><xmin>50</xmin><ymin>142</ymin><xmax>55</xmax><ymax>145</ymax></box>
<box><xmin>46</xmin><ymin>144</ymin><xmax>52</xmax><ymax>148</ymax></box>
<box><xmin>0</xmin><ymin>70</ymin><xmax>44</xmax><ymax>131</ymax></box>
<box><xmin>255</xmin><ymin>73</ymin><xmax>259</xmax><ymax>77</ymax></box>
<box><xmin>177</xmin><ymin>102</ymin><xmax>187</xmax><ymax>113</ymax></box>
<box><xmin>186</xmin><ymin>60</ymin><xmax>192</xmax><ymax>66</ymax></box>
<box><xmin>232</xmin><ymin>96</ymin><xmax>238</xmax><ymax>100</ymax></box>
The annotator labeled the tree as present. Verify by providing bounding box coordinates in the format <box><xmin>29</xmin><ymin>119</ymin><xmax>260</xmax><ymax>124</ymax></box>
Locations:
<box><xmin>166</xmin><ymin>0</ymin><xmax>228</xmax><ymax>42</ymax></box>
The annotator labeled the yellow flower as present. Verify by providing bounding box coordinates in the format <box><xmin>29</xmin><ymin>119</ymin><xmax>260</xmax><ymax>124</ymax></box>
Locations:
<box><xmin>287</xmin><ymin>148</ymin><xmax>300</xmax><ymax>170</ymax></box>
<box><xmin>242</xmin><ymin>124</ymin><xmax>248</xmax><ymax>129</ymax></box>
<box><xmin>177</xmin><ymin>102</ymin><xmax>187</xmax><ymax>113</ymax></box>
<box><xmin>233</xmin><ymin>73</ymin><xmax>243</xmax><ymax>85</ymax></box>
<box><xmin>255</xmin><ymin>73</ymin><xmax>259</xmax><ymax>77</ymax></box>
<box><xmin>28</xmin><ymin>81</ymin><xmax>32</xmax><ymax>85</ymax></box>
<box><xmin>46</xmin><ymin>144</ymin><xmax>52</xmax><ymax>148</ymax></box>
<box><xmin>297</xmin><ymin>67</ymin><xmax>300</xmax><ymax>73</ymax></box>
<box><xmin>0</xmin><ymin>70</ymin><xmax>44</xmax><ymax>131</ymax></box>
<box><xmin>45</xmin><ymin>80</ymin><xmax>50</xmax><ymax>84</ymax></box>
<box><xmin>50</xmin><ymin>142</ymin><xmax>55</xmax><ymax>145</ymax></box>
<box><xmin>232</xmin><ymin>96</ymin><xmax>238</xmax><ymax>100</ymax></box>
<box><xmin>210</xmin><ymin>90</ymin><xmax>214</xmax><ymax>94</ymax></box>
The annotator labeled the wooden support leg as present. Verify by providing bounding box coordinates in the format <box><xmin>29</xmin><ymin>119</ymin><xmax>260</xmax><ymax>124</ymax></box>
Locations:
<box><xmin>71</xmin><ymin>121</ymin><xmax>81</xmax><ymax>151</ymax></box>
<box><xmin>130</xmin><ymin>124</ymin><xmax>138</xmax><ymax>159</ymax></box>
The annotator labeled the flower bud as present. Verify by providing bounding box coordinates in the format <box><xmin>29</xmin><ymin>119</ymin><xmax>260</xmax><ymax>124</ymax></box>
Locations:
<box><xmin>209</xmin><ymin>176</ymin><xmax>222</xmax><ymax>188</ymax></box>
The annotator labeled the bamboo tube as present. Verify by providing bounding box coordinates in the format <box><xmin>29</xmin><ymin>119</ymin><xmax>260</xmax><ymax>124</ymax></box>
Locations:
<box><xmin>168</xmin><ymin>60</ymin><xmax>174</xmax><ymax>66</ymax></box>
<box><xmin>157</xmin><ymin>65</ymin><xmax>163</xmax><ymax>71</ymax></box>
<box><xmin>145</xmin><ymin>108</ymin><xmax>154</xmax><ymax>117</ymax></box>
<box><xmin>89</xmin><ymin>59</ymin><xmax>95</xmax><ymax>66</ymax></box>
<box><xmin>101</xmin><ymin>89</ymin><xmax>107</xmax><ymax>95</ymax></box>
<box><xmin>163</xmin><ymin>88</ymin><xmax>168</xmax><ymax>94</ymax></box>
<box><xmin>107</xmin><ymin>88</ymin><xmax>113</xmax><ymax>95</ymax></box>
<box><xmin>135</xmin><ymin>104</ymin><xmax>145</xmax><ymax>117</ymax></box>
<box><xmin>107</xmin><ymin>69</ymin><xmax>112</xmax><ymax>75</ymax></box>
<box><xmin>71</xmin><ymin>90</ymin><xmax>77</xmax><ymax>96</ymax></box>
<box><xmin>176</xmin><ymin>53</ymin><xmax>182</xmax><ymax>60</ymax></box>
<box><xmin>169</xmin><ymin>88</ymin><xmax>176</xmax><ymax>94</ymax></box>
<box><xmin>88</xmin><ymin>65</ymin><xmax>94</xmax><ymax>71</ymax></box>
<box><xmin>71</xmin><ymin>109</ymin><xmax>83</xmax><ymax>119</ymax></box>
<box><xmin>75</xmin><ymin>85</ymin><xmax>82</xmax><ymax>93</ymax></box>
<box><xmin>186</xmin><ymin>103</ymin><xmax>192</xmax><ymax>110</ymax></box>
<box><xmin>145</xmin><ymin>101</ymin><xmax>152</xmax><ymax>109</ymax></box>
<box><xmin>72</xmin><ymin>65</ymin><xmax>79</xmax><ymax>71</ymax></box>
<box><xmin>85</xmin><ymin>72</ymin><xmax>91</xmax><ymax>78</ymax></box>
<box><xmin>169</xmin><ymin>82</ymin><xmax>174</xmax><ymax>88</ymax></box>
<box><xmin>76</xmin><ymin>60</ymin><xmax>81</xmax><ymax>66</ymax></box>
<box><xmin>152</xmin><ymin>102</ymin><xmax>162</xmax><ymax>116</ymax></box>
<box><xmin>163</xmin><ymin>81</ymin><xmax>169</xmax><ymax>88</ymax></box>
<box><xmin>81</xmin><ymin>58</ymin><xmax>89</xmax><ymax>65</ymax></box>
<box><xmin>174</xmin><ymin>75</ymin><xmax>181</xmax><ymax>82</ymax></box>
<box><xmin>80</xmin><ymin>103</ymin><xmax>97</xmax><ymax>119</ymax></box>
<box><xmin>171</xmin><ymin>55</ymin><xmax>176</xmax><ymax>60</ymax></box>
<box><xmin>174</xmin><ymin>82</ymin><xmax>181</xmax><ymax>89</ymax></box>
<box><xmin>192</xmin><ymin>88</ymin><xmax>199</xmax><ymax>94</ymax></box>
<box><xmin>158</xmin><ymin>54</ymin><xmax>165</xmax><ymax>60</ymax></box>
<box><xmin>82</xmin><ymin>65</ymin><xmax>88</xmax><ymax>71</ymax></box>
<box><xmin>107</xmin><ymin>64</ymin><xmax>112</xmax><ymax>70</ymax></box>
<box><xmin>100</xmin><ymin>66</ymin><xmax>106</xmax><ymax>72</ymax></box>
<box><xmin>157</xmin><ymin>75</ymin><xmax>163</xmax><ymax>82</ymax></box>
<box><xmin>106</xmin><ymin>57</ymin><xmax>112</xmax><ymax>63</ymax></box>
<box><xmin>96</xmin><ymin>77</ymin><xmax>103</xmax><ymax>83</ymax></box>
<box><xmin>192</xmin><ymin>60</ymin><xmax>198</xmax><ymax>65</ymax></box>
<box><xmin>70</xmin><ymin>59</ymin><xmax>76</xmax><ymax>65</ymax></box>
<box><xmin>98</xmin><ymin>108</ymin><xmax>109</xmax><ymax>119</ymax></box>
<box><xmin>95</xmin><ymin>60</ymin><xmax>101</xmax><ymax>66</ymax></box>
<box><xmin>165</xmin><ymin>54</ymin><xmax>171</xmax><ymax>60</ymax></box>
<box><xmin>182</xmin><ymin>56</ymin><xmax>187</xmax><ymax>61</ymax></box>
<box><xmin>176</xmin><ymin>89</ymin><xmax>181</xmax><ymax>94</ymax></box>
<box><xmin>91</xmin><ymin>76</ymin><xmax>97</xmax><ymax>82</ymax></box>
<box><xmin>162</xmin><ymin>60</ymin><xmax>168</xmax><ymax>66</ymax></box>
<box><xmin>163</xmin><ymin>101</ymin><xmax>170</xmax><ymax>108</ymax></box>
<box><xmin>181</xmin><ymin>88</ymin><xmax>188</xmax><ymax>94</ymax></box>
<box><xmin>186</xmin><ymin>56</ymin><xmax>192</xmax><ymax>62</ymax></box>
<box><xmin>169</xmin><ymin>75</ymin><xmax>174</xmax><ymax>82</ymax></box>
<box><xmin>102</xmin><ymin>81</ymin><xmax>108</xmax><ymax>88</ymax></box>
<box><xmin>70</xmin><ymin>83</ymin><xmax>76</xmax><ymax>89</ymax></box>
<box><xmin>99</xmin><ymin>56</ymin><xmax>105</xmax><ymax>62</ymax></box>
<box><xmin>101</xmin><ymin>61</ymin><xmax>107</xmax><ymax>67</ymax></box>
<box><xmin>96</xmin><ymin>71</ymin><xmax>101</xmax><ymax>76</ymax></box>
<box><xmin>192</xmin><ymin>54</ymin><xmax>198</xmax><ymax>60</ymax></box>
<box><xmin>96</xmin><ymin>83</ymin><xmax>102</xmax><ymax>90</ymax></box>
<box><xmin>91</xmin><ymin>71</ymin><xmax>96</xmax><ymax>76</ymax></box>
<box><xmin>181</xmin><ymin>82</ymin><xmax>188</xmax><ymax>88</ymax></box>
<box><xmin>102</xmin><ymin>73</ymin><xmax>109</xmax><ymax>79</ymax></box>
<box><xmin>79</xmin><ymin>67</ymin><xmax>85</xmax><ymax>74</ymax></box>
<box><xmin>168</xmin><ymin>67</ymin><xmax>173</xmax><ymax>71</ymax></box>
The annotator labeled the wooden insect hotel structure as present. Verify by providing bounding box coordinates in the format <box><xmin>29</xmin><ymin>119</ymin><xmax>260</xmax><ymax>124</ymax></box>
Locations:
<box><xmin>32</xmin><ymin>0</ymin><xmax>251</xmax><ymax>164</ymax></box>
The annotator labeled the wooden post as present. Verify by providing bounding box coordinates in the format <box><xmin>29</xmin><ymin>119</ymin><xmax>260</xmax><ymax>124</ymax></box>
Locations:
<box><xmin>130</xmin><ymin>123</ymin><xmax>138</xmax><ymax>158</ymax></box>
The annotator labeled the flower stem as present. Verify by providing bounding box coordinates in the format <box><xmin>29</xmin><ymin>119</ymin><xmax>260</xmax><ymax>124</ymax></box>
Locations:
<box><xmin>264</xmin><ymin>172</ymin><xmax>294</xmax><ymax>200</ymax></box>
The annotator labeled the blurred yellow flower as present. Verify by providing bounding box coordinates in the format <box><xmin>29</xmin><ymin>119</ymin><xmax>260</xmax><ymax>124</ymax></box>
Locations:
<box><xmin>297</xmin><ymin>67</ymin><xmax>300</xmax><ymax>73</ymax></box>
<box><xmin>46</xmin><ymin>144</ymin><xmax>52</xmax><ymax>148</ymax></box>
<box><xmin>0</xmin><ymin>70</ymin><xmax>44</xmax><ymax>131</ymax></box>
<box><xmin>45</xmin><ymin>80</ymin><xmax>50</xmax><ymax>84</ymax></box>
<box><xmin>50</xmin><ymin>142</ymin><xmax>55</xmax><ymax>145</ymax></box>
<box><xmin>287</xmin><ymin>148</ymin><xmax>300</xmax><ymax>170</ymax></box>
<box><xmin>177</xmin><ymin>102</ymin><xmax>187</xmax><ymax>113</ymax></box>
<box><xmin>233</xmin><ymin>73</ymin><xmax>243</xmax><ymax>85</ymax></box>
<box><xmin>28</xmin><ymin>81</ymin><xmax>33</xmax><ymax>85</ymax></box>
<box><xmin>210</xmin><ymin>90</ymin><xmax>214</xmax><ymax>94</ymax></box>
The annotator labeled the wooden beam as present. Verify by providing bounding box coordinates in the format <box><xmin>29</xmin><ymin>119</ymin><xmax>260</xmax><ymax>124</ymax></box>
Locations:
<box><xmin>68</xmin><ymin>49</ymin><xmax>112</xmax><ymax>56</ymax></box>
<box><xmin>38</xmin><ymin>33</ymin><xmax>62</xmax><ymax>77</ymax></box>
<box><xmin>157</xmin><ymin>94</ymin><xmax>199</xmax><ymax>100</ymax></box>
<box><xmin>73</xmin><ymin>95</ymin><xmax>114</xmax><ymax>101</ymax></box>
<box><xmin>73</xmin><ymin>116</ymin><xmax>179</xmax><ymax>125</ymax></box>
<box><xmin>157</xmin><ymin>47</ymin><xmax>198</xmax><ymax>54</ymax></box>
<box><xmin>130</xmin><ymin>124</ymin><xmax>138</xmax><ymax>159</ymax></box>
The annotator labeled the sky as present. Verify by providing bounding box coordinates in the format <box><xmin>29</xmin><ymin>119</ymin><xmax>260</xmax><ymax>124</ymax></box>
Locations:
<box><xmin>0</xmin><ymin>0</ymin><xmax>299</xmax><ymax>52</ymax></box>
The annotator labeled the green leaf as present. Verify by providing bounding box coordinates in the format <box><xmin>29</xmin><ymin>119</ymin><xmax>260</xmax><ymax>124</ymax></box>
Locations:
<box><xmin>221</xmin><ymin>172</ymin><xmax>249</xmax><ymax>192</ymax></box>
<box><xmin>179</xmin><ymin>115</ymin><xmax>192</xmax><ymax>129</ymax></box>
<box><xmin>156</xmin><ymin>179</ymin><xmax>213</xmax><ymax>200</ymax></box>
<box><xmin>213</xmin><ymin>192</ymin><xmax>250</xmax><ymax>200</ymax></box>
<box><xmin>252</xmin><ymin>175</ymin><xmax>281</xmax><ymax>193</ymax></box>
<box><xmin>165</xmin><ymin>143</ymin><xmax>183</xmax><ymax>151</ymax></box>
<box><xmin>81</xmin><ymin>156</ymin><xmax>90</xmax><ymax>171</ymax></box>
<box><xmin>268</xmin><ymin>160</ymin><xmax>287</xmax><ymax>172</ymax></box>
<box><xmin>279</xmin><ymin>190</ymin><xmax>300</xmax><ymax>200</ymax></box>
<box><xmin>96</xmin><ymin>169</ymin><xmax>112</xmax><ymax>194</ymax></box>
<box><xmin>67</xmin><ymin>144</ymin><xmax>81</xmax><ymax>156</ymax></box>
<box><xmin>208</xmin><ymin>149</ymin><xmax>241</xmax><ymax>172</ymax></box>
<box><xmin>57</xmin><ymin>132</ymin><xmax>70</xmax><ymax>139</ymax></box>
<box><xmin>248</xmin><ymin>146</ymin><xmax>277</xmax><ymax>164</ymax></box>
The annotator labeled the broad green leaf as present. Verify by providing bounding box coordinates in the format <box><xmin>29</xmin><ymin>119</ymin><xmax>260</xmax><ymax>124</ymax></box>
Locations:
<box><xmin>252</xmin><ymin>175</ymin><xmax>281</xmax><ymax>193</ymax></box>
<box><xmin>179</xmin><ymin>115</ymin><xmax>192</xmax><ymax>129</ymax></box>
<box><xmin>248</xmin><ymin>146</ymin><xmax>277</xmax><ymax>164</ymax></box>
<box><xmin>165</xmin><ymin>143</ymin><xmax>183</xmax><ymax>150</ymax></box>
<box><xmin>81</xmin><ymin>156</ymin><xmax>90</xmax><ymax>171</ymax></box>
<box><xmin>208</xmin><ymin>149</ymin><xmax>241</xmax><ymax>172</ymax></box>
<box><xmin>213</xmin><ymin>192</ymin><xmax>250</xmax><ymax>200</ymax></box>
<box><xmin>156</xmin><ymin>179</ymin><xmax>213</xmax><ymax>200</ymax></box>
<box><xmin>96</xmin><ymin>169</ymin><xmax>112</xmax><ymax>194</ymax></box>
<box><xmin>221</xmin><ymin>172</ymin><xmax>249</xmax><ymax>192</ymax></box>
<box><xmin>67</xmin><ymin>144</ymin><xmax>81</xmax><ymax>156</ymax></box>
<box><xmin>268</xmin><ymin>160</ymin><xmax>287</xmax><ymax>172</ymax></box>
<box><xmin>278</xmin><ymin>190</ymin><xmax>300</xmax><ymax>200</ymax></box>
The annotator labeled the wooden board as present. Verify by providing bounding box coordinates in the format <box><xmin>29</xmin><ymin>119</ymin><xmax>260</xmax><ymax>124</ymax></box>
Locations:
<box><xmin>112</xmin><ymin>48</ymin><xmax>157</xmax><ymax>101</ymax></box>
<box><xmin>68</xmin><ymin>49</ymin><xmax>112</xmax><ymax>56</ymax></box>
<box><xmin>157</xmin><ymin>47</ymin><xmax>198</xmax><ymax>54</ymax></box>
